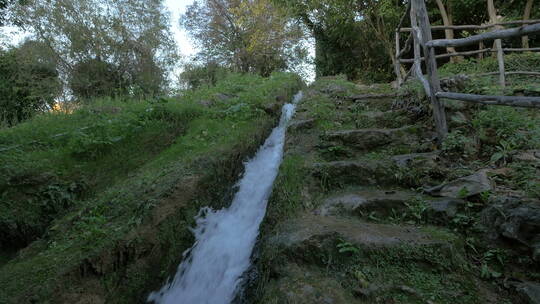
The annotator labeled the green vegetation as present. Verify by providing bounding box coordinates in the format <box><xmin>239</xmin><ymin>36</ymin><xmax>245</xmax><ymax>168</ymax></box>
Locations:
<box><xmin>0</xmin><ymin>72</ymin><xmax>303</xmax><ymax>303</ymax></box>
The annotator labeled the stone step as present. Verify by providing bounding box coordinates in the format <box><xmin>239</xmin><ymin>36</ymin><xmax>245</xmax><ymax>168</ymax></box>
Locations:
<box><xmin>322</xmin><ymin>126</ymin><xmax>421</xmax><ymax>150</ymax></box>
<box><xmin>269</xmin><ymin>213</ymin><xmax>457</xmax><ymax>251</ymax></box>
<box><xmin>312</xmin><ymin>160</ymin><xmax>398</xmax><ymax>186</ymax></box>
<box><xmin>263</xmin><ymin>213</ymin><xmax>473</xmax><ymax>304</ymax></box>
<box><xmin>317</xmin><ymin>188</ymin><xmax>465</xmax><ymax>220</ymax></box>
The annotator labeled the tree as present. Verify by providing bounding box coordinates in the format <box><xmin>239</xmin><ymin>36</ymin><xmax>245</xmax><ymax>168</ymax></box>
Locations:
<box><xmin>0</xmin><ymin>40</ymin><xmax>61</xmax><ymax>126</ymax></box>
<box><xmin>522</xmin><ymin>0</ymin><xmax>534</xmax><ymax>48</ymax></box>
<box><xmin>180</xmin><ymin>61</ymin><xmax>230</xmax><ymax>90</ymax></box>
<box><xmin>14</xmin><ymin>0</ymin><xmax>178</xmax><ymax>99</ymax></box>
<box><xmin>434</xmin><ymin>0</ymin><xmax>463</xmax><ymax>62</ymax></box>
<box><xmin>69</xmin><ymin>59</ymin><xmax>126</xmax><ymax>99</ymax></box>
<box><xmin>182</xmin><ymin>0</ymin><xmax>305</xmax><ymax>77</ymax></box>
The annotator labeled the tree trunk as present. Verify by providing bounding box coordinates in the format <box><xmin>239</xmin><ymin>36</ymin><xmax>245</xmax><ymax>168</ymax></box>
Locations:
<box><xmin>435</xmin><ymin>0</ymin><xmax>462</xmax><ymax>62</ymax></box>
<box><xmin>487</xmin><ymin>0</ymin><xmax>506</xmax><ymax>87</ymax></box>
<box><xmin>522</xmin><ymin>0</ymin><xmax>534</xmax><ymax>48</ymax></box>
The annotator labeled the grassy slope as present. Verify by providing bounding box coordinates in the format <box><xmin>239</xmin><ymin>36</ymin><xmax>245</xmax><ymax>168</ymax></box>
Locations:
<box><xmin>0</xmin><ymin>72</ymin><xmax>304</xmax><ymax>303</ymax></box>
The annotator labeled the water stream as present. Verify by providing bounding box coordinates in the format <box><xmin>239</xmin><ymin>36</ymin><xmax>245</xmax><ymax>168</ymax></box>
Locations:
<box><xmin>148</xmin><ymin>92</ymin><xmax>303</xmax><ymax>304</ymax></box>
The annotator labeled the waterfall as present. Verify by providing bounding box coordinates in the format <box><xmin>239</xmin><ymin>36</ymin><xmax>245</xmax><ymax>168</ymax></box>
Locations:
<box><xmin>148</xmin><ymin>92</ymin><xmax>303</xmax><ymax>304</ymax></box>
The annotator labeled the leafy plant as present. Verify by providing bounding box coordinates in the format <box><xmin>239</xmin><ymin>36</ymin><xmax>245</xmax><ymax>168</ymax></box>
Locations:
<box><xmin>441</xmin><ymin>130</ymin><xmax>476</xmax><ymax>159</ymax></box>
<box><xmin>404</xmin><ymin>197</ymin><xmax>429</xmax><ymax>224</ymax></box>
<box><xmin>337</xmin><ymin>239</ymin><xmax>360</xmax><ymax>255</ymax></box>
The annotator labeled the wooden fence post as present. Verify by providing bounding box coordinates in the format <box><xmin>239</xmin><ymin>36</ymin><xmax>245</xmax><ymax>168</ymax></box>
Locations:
<box><xmin>394</xmin><ymin>31</ymin><xmax>403</xmax><ymax>87</ymax></box>
<box><xmin>488</xmin><ymin>0</ymin><xmax>506</xmax><ymax>87</ymax></box>
<box><xmin>411</xmin><ymin>0</ymin><xmax>448</xmax><ymax>140</ymax></box>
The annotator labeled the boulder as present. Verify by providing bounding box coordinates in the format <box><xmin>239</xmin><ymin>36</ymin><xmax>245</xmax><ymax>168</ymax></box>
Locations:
<box><xmin>481</xmin><ymin>196</ymin><xmax>540</xmax><ymax>255</ymax></box>
<box><xmin>425</xmin><ymin>169</ymin><xmax>493</xmax><ymax>198</ymax></box>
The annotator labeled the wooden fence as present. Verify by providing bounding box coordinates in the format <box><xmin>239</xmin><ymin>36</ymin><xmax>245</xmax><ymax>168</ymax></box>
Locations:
<box><xmin>394</xmin><ymin>0</ymin><xmax>540</xmax><ymax>140</ymax></box>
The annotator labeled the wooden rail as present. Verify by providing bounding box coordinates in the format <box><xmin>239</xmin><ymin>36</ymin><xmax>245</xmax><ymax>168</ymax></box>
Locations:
<box><xmin>399</xmin><ymin>47</ymin><xmax>540</xmax><ymax>63</ymax></box>
<box><xmin>437</xmin><ymin>92</ymin><xmax>540</xmax><ymax>109</ymax></box>
<box><xmin>427</xmin><ymin>23</ymin><xmax>540</xmax><ymax>48</ymax></box>
<box><xmin>394</xmin><ymin>0</ymin><xmax>540</xmax><ymax>140</ymax></box>
<box><xmin>400</xmin><ymin>19</ymin><xmax>540</xmax><ymax>32</ymax></box>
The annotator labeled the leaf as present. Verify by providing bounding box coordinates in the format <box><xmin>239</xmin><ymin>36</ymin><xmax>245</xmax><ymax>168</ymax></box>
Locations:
<box><xmin>490</xmin><ymin>152</ymin><xmax>504</xmax><ymax>163</ymax></box>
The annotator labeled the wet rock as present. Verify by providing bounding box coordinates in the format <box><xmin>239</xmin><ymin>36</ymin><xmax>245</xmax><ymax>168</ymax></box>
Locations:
<box><xmin>515</xmin><ymin>281</ymin><xmax>540</xmax><ymax>304</ymax></box>
<box><xmin>481</xmin><ymin>196</ymin><xmax>540</xmax><ymax>254</ymax></box>
<box><xmin>289</xmin><ymin>119</ymin><xmax>315</xmax><ymax>132</ymax></box>
<box><xmin>425</xmin><ymin>169</ymin><xmax>493</xmax><ymax>198</ymax></box>
<box><xmin>323</xmin><ymin>126</ymin><xmax>420</xmax><ymax>150</ymax></box>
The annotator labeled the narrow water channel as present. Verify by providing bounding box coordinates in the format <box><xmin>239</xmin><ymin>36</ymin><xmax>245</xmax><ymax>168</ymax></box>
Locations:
<box><xmin>148</xmin><ymin>92</ymin><xmax>303</xmax><ymax>304</ymax></box>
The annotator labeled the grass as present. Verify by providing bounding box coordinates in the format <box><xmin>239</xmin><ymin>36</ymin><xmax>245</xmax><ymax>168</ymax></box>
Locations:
<box><xmin>438</xmin><ymin>53</ymin><xmax>540</xmax><ymax>95</ymax></box>
<box><xmin>0</xmin><ymin>72</ymin><xmax>304</xmax><ymax>303</ymax></box>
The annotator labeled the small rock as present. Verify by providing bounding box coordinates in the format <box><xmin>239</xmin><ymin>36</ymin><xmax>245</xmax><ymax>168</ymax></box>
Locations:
<box><xmin>425</xmin><ymin>169</ymin><xmax>493</xmax><ymax>198</ymax></box>
<box><xmin>515</xmin><ymin>281</ymin><xmax>540</xmax><ymax>304</ymax></box>
<box><xmin>514</xmin><ymin>150</ymin><xmax>540</xmax><ymax>163</ymax></box>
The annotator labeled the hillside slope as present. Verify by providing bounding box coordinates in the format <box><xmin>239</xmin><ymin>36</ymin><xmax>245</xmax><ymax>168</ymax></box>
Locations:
<box><xmin>0</xmin><ymin>73</ymin><xmax>303</xmax><ymax>303</ymax></box>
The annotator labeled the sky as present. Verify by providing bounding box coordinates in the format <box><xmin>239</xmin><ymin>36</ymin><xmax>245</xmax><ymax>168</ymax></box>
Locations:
<box><xmin>164</xmin><ymin>0</ymin><xmax>198</xmax><ymax>58</ymax></box>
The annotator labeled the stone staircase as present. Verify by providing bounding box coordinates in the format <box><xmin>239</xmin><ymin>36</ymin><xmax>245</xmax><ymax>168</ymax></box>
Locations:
<box><xmin>258</xmin><ymin>87</ymin><xmax>483</xmax><ymax>304</ymax></box>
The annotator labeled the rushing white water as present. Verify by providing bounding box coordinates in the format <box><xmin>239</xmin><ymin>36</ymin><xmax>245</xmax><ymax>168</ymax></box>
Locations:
<box><xmin>148</xmin><ymin>92</ymin><xmax>303</xmax><ymax>304</ymax></box>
